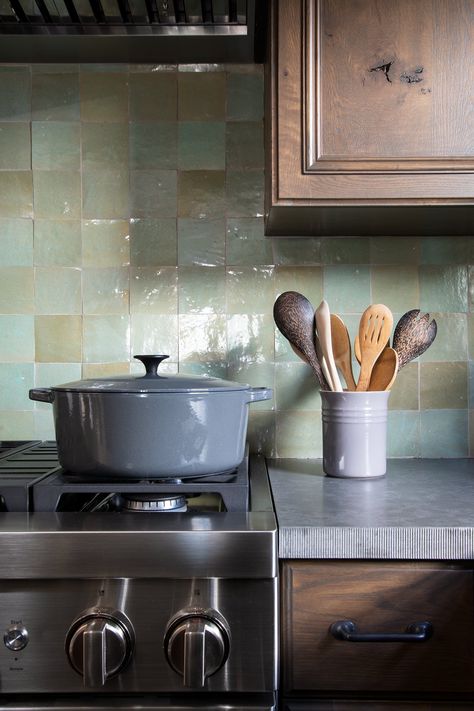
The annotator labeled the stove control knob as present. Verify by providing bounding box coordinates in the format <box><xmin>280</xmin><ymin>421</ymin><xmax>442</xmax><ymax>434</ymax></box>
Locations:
<box><xmin>66</xmin><ymin>610</ymin><xmax>134</xmax><ymax>688</ymax></box>
<box><xmin>4</xmin><ymin>624</ymin><xmax>29</xmax><ymax>652</ymax></box>
<box><xmin>165</xmin><ymin>611</ymin><xmax>230</xmax><ymax>688</ymax></box>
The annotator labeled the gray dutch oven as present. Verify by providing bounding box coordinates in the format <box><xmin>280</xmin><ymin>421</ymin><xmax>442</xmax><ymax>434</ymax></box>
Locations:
<box><xmin>29</xmin><ymin>354</ymin><xmax>273</xmax><ymax>479</ymax></box>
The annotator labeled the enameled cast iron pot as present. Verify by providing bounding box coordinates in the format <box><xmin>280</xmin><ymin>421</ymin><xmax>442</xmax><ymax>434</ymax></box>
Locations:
<box><xmin>29</xmin><ymin>354</ymin><xmax>273</xmax><ymax>479</ymax></box>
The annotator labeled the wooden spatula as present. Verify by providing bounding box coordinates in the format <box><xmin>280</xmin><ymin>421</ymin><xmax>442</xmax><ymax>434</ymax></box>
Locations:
<box><xmin>330</xmin><ymin>314</ymin><xmax>356</xmax><ymax>391</ymax></box>
<box><xmin>356</xmin><ymin>304</ymin><xmax>393</xmax><ymax>391</ymax></box>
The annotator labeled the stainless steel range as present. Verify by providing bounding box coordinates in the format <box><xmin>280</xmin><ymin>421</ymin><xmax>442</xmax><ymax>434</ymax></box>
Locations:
<box><xmin>0</xmin><ymin>441</ymin><xmax>278</xmax><ymax>711</ymax></box>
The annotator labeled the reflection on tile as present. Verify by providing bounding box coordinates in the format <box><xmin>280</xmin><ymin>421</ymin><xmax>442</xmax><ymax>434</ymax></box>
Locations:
<box><xmin>178</xmin><ymin>73</ymin><xmax>225</xmax><ymax>120</ymax></box>
<box><xmin>370</xmin><ymin>237</ymin><xmax>420</xmax><ymax>264</ymax></box>
<box><xmin>35</xmin><ymin>315</ymin><xmax>82</xmax><ymax>362</ymax></box>
<box><xmin>82</xmin><ymin>123</ymin><xmax>129</xmax><ymax>170</ymax></box>
<box><xmin>178</xmin><ymin>171</ymin><xmax>225</xmax><ymax>219</ymax></box>
<box><xmin>179</xmin><ymin>360</ymin><xmax>227</xmax><ymax>379</ymax></box>
<box><xmin>0</xmin><ymin>219</ymin><xmax>33</xmax><ymax>266</ymax></box>
<box><xmin>420</xmin><ymin>237</ymin><xmax>470</xmax><ymax>265</ymax></box>
<box><xmin>130</xmin><ymin>170</ymin><xmax>177</xmax><ymax>218</ymax></box>
<box><xmin>34</xmin><ymin>220</ymin><xmax>81</xmax><ymax>267</ymax></box>
<box><xmin>420</xmin><ymin>314</ymin><xmax>467</xmax><ymax>362</ymax></box>
<box><xmin>0</xmin><ymin>67</ymin><xmax>31</xmax><ymax>121</ymax></box>
<box><xmin>178</xmin><ymin>314</ymin><xmax>226</xmax><ymax>361</ymax></box>
<box><xmin>247</xmin><ymin>411</ymin><xmax>275</xmax><ymax>457</ymax></box>
<box><xmin>420</xmin><ymin>410</ymin><xmax>468</xmax><ymax>457</ymax></box>
<box><xmin>321</xmin><ymin>238</ymin><xmax>370</xmax><ymax>264</ymax></box>
<box><xmin>178</xmin><ymin>122</ymin><xmax>225</xmax><ymax>170</ymax></box>
<box><xmin>83</xmin><ymin>315</ymin><xmax>130</xmax><ymax>362</ymax></box>
<box><xmin>130</xmin><ymin>123</ymin><xmax>177</xmax><ymax>170</ymax></box>
<box><xmin>82</xmin><ymin>170</ymin><xmax>129</xmax><ymax>219</ymax></box>
<box><xmin>227</xmin><ymin>314</ymin><xmax>274</xmax><ymax>364</ymax></box>
<box><xmin>34</xmin><ymin>171</ymin><xmax>81</xmax><ymax>219</ymax></box>
<box><xmin>32</xmin><ymin>122</ymin><xmax>80</xmax><ymax>170</ymax></box>
<box><xmin>227</xmin><ymin>362</ymin><xmax>275</xmax><ymax>412</ymax></box>
<box><xmin>226</xmin><ymin>122</ymin><xmax>264</xmax><ymax>170</ymax></box>
<box><xmin>0</xmin><ymin>363</ymin><xmax>34</xmax><ymax>411</ymax></box>
<box><xmin>130</xmin><ymin>73</ymin><xmax>177</xmax><ymax>121</ymax></box>
<box><xmin>420</xmin><ymin>362</ymin><xmax>467</xmax><ymax>409</ymax></box>
<box><xmin>0</xmin><ymin>411</ymin><xmax>35</xmax><ymax>439</ymax></box>
<box><xmin>178</xmin><ymin>267</ymin><xmax>226</xmax><ymax>314</ymax></box>
<box><xmin>388</xmin><ymin>362</ymin><xmax>418</xmax><ymax>410</ymax></box>
<box><xmin>0</xmin><ymin>316</ymin><xmax>34</xmax><ymax>362</ymax></box>
<box><xmin>32</xmin><ymin>72</ymin><xmax>80</xmax><ymax>121</ymax></box>
<box><xmin>35</xmin><ymin>267</ymin><xmax>82</xmax><ymax>314</ymax></box>
<box><xmin>130</xmin><ymin>267</ymin><xmax>177</xmax><ymax>313</ymax></box>
<box><xmin>82</xmin><ymin>219</ymin><xmax>130</xmax><ymax>267</ymax></box>
<box><xmin>227</xmin><ymin>73</ymin><xmax>264</xmax><ymax>121</ymax></box>
<box><xmin>275</xmin><ymin>411</ymin><xmax>322</xmax><ymax>457</ymax></box>
<box><xmin>0</xmin><ymin>268</ymin><xmax>34</xmax><ymax>314</ymax></box>
<box><xmin>83</xmin><ymin>268</ymin><xmax>129</xmax><ymax>314</ymax></box>
<box><xmin>226</xmin><ymin>218</ymin><xmax>272</xmax><ymax>266</ymax></box>
<box><xmin>275</xmin><ymin>362</ymin><xmax>321</xmax><ymax>411</ymax></box>
<box><xmin>272</xmin><ymin>238</ymin><xmax>321</xmax><ymax>266</ymax></box>
<box><xmin>0</xmin><ymin>123</ymin><xmax>31</xmax><ymax>169</ymax></box>
<box><xmin>0</xmin><ymin>172</ymin><xmax>33</xmax><ymax>218</ymax></box>
<box><xmin>226</xmin><ymin>267</ymin><xmax>275</xmax><ymax>314</ymax></box>
<box><xmin>323</xmin><ymin>266</ymin><xmax>371</xmax><ymax>313</ymax></box>
<box><xmin>275</xmin><ymin>267</ymin><xmax>323</xmax><ymax>310</ymax></box>
<box><xmin>80</xmin><ymin>73</ymin><xmax>128</xmax><ymax>122</ymax></box>
<box><xmin>419</xmin><ymin>266</ymin><xmax>468</xmax><ymax>313</ymax></box>
<box><xmin>387</xmin><ymin>411</ymin><xmax>420</xmax><ymax>457</ymax></box>
<box><xmin>131</xmin><ymin>314</ymin><xmax>178</xmax><ymax>359</ymax></box>
<box><xmin>225</xmin><ymin>171</ymin><xmax>264</xmax><ymax>218</ymax></box>
<box><xmin>178</xmin><ymin>218</ymin><xmax>225</xmax><ymax>266</ymax></box>
<box><xmin>130</xmin><ymin>218</ymin><xmax>177</xmax><ymax>267</ymax></box>
<box><xmin>372</xmin><ymin>266</ymin><xmax>419</xmax><ymax>313</ymax></box>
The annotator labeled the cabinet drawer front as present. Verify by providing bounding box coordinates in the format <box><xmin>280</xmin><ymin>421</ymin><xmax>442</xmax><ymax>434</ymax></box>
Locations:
<box><xmin>282</xmin><ymin>561</ymin><xmax>474</xmax><ymax>694</ymax></box>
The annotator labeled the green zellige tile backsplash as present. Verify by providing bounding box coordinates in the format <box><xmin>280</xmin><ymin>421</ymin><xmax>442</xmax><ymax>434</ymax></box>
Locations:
<box><xmin>0</xmin><ymin>63</ymin><xmax>472</xmax><ymax>458</ymax></box>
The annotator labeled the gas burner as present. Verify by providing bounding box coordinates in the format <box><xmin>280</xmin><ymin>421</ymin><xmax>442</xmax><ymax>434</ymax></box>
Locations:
<box><xmin>122</xmin><ymin>493</ymin><xmax>188</xmax><ymax>513</ymax></box>
<box><xmin>139</xmin><ymin>478</ymin><xmax>183</xmax><ymax>485</ymax></box>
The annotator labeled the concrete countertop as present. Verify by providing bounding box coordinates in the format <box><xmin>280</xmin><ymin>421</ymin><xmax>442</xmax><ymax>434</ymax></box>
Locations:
<box><xmin>267</xmin><ymin>458</ymin><xmax>474</xmax><ymax>560</ymax></box>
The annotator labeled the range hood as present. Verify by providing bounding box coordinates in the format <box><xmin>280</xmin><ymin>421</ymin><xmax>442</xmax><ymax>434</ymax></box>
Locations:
<box><xmin>0</xmin><ymin>0</ymin><xmax>266</xmax><ymax>63</ymax></box>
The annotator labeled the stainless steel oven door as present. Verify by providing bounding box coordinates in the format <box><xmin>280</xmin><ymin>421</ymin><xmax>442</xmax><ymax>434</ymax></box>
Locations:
<box><xmin>0</xmin><ymin>694</ymin><xmax>277</xmax><ymax>710</ymax></box>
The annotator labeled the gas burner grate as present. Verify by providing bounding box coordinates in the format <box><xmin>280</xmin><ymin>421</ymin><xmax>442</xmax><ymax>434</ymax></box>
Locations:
<box><xmin>0</xmin><ymin>441</ymin><xmax>61</xmax><ymax>511</ymax></box>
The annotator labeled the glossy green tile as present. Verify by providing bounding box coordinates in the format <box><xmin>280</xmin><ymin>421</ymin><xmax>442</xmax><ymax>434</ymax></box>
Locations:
<box><xmin>35</xmin><ymin>267</ymin><xmax>82</xmax><ymax>314</ymax></box>
<box><xmin>130</xmin><ymin>218</ymin><xmax>177</xmax><ymax>267</ymax></box>
<box><xmin>227</xmin><ymin>73</ymin><xmax>264</xmax><ymax>121</ymax></box>
<box><xmin>34</xmin><ymin>410</ymin><xmax>55</xmax><ymax>440</ymax></box>
<box><xmin>34</xmin><ymin>219</ymin><xmax>81</xmax><ymax>267</ymax></box>
<box><xmin>0</xmin><ymin>67</ymin><xmax>31</xmax><ymax>121</ymax></box>
<box><xmin>82</xmin><ymin>219</ymin><xmax>130</xmax><ymax>267</ymax></box>
<box><xmin>82</xmin><ymin>170</ymin><xmax>129</xmax><ymax>219</ymax></box>
<box><xmin>323</xmin><ymin>265</ymin><xmax>371</xmax><ymax>313</ymax></box>
<box><xmin>421</xmin><ymin>237</ymin><xmax>470</xmax><ymax>265</ymax></box>
<box><xmin>275</xmin><ymin>362</ymin><xmax>321</xmax><ymax>411</ymax></box>
<box><xmin>83</xmin><ymin>362</ymin><xmax>131</xmax><ymax>378</ymax></box>
<box><xmin>178</xmin><ymin>314</ymin><xmax>226</xmax><ymax>362</ymax></box>
<box><xmin>370</xmin><ymin>237</ymin><xmax>420</xmax><ymax>264</ymax></box>
<box><xmin>131</xmin><ymin>314</ymin><xmax>178</xmax><ymax>359</ymax></box>
<box><xmin>321</xmin><ymin>238</ymin><xmax>370</xmax><ymax>264</ymax></box>
<box><xmin>226</xmin><ymin>122</ymin><xmax>264</xmax><ymax>170</ymax></box>
<box><xmin>83</xmin><ymin>268</ymin><xmax>129</xmax><ymax>314</ymax></box>
<box><xmin>275</xmin><ymin>411</ymin><xmax>322</xmax><ymax>457</ymax></box>
<box><xmin>419</xmin><ymin>266</ymin><xmax>468</xmax><ymax>313</ymax></box>
<box><xmin>420</xmin><ymin>313</ymin><xmax>467</xmax><ymax>362</ymax></box>
<box><xmin>227</xmin><ymin>314</ymin><xmax>274</xmax><ymax>364</ymax></box>
<box><xmin>130</xmin><ymin>170</ymin><xmax>177</xmax><ymax>218</ymax></box>
<box><xmin>420</xmin><ymin>362</ymin><xmax>467</xmax><ymax>409</ymax></box>
<box><xmin>32</xmin><ymin>122</ymin><xmax>80</xmax><ymax>170</ymax></box>
<box><xmin>82</xmin><ymin>123</ymin><xmax>129</xmax><ymax>170</ymax></box>
<box><xmin>32</xmin><ymin>65</ymin><xmax>79</xmax><ymax>73</ymax></box>
<box><xmin>32</xmin><ymin>72</ymin><xmax>80</xmax><ymax>121</ymax></box>
<box><xmin>0</xmin><ymin>411</ymin><xmax>35</xmax><ymax>439</ymax></box>
<box><xmin>372</xmin><ymin>266</ymin><xmax>419</xmax><ymax>313</ymax></box>
<box><xmin>179</xmin><ymin>360</ymin><xmax>228</xmax><ymax>379</ymax></box>
<box><xmin>274</xmin><ymin>329</ymin><xmax>308</xmax><ymax>363</ymax></box>
<box><xmin>468</xmin><ymin>314</ymin><xmax>474</xmax><ymax>360</ymax></box>
<box><xmin>272</xmin><ymin>238</ymin><xmax>321</xmax><ymax>266</ymax></box>
<box><xmin>178</xmin><ymin>171</ymin><xmax>225</xmax><ymax>219</ymax></box>
<box><xmin>0</xmin><ymin>172</ymin><xmax>33</xmax><ymax>218</ymax></box>
<box><xmin>388</xmin><ymin>362</ymin><xmax>419</xmax><ymax>410</ymax></box>
<box><xmin>275</xmin><ymin>267</ymin><xmax>323</xmax><ymax>311</ymax></box>
<box><xmin>34</xmin><ymin>171</ymin><xmax>81</xmax><ymax>219</ymax></box>
<box><xmin>130</xmin><ymin>267</ymin><xmax>177</xmax><ymax>313</ymax></box>
<box><xmin>226</xmin><ymin>218</ymin><xmax>272</xmax><ymax>266</ymax></box>
<box><xmin>35</xmin><ymin>315</ymin><xmax>82</xmax><ymax>362</ymax></box>
<box><xmin>0</xmin><ymin>219</ymin><xmax>33</xmax><ymax>266</ymax></box>
<box><xmin>130</xmin><ymin>123</ymin><xmax>177</xmax><ymax>170</ymax></box>
<box><xmin>129</xmin><ymin>73</ymin><xmax>177</xmax><ymax>121</ymax></box>
<box><xmin>0</xmin><ymin>316</ymin><xmax>34</xmax><ymax>361</ymax></box>
<box><xmin>178</xmin><ymin>122</ymin><xmax>225</xmax><ymax>170</ymax></box>
<box><xmin>470</xmin><ymin>266</ymin><xmax>474</xmax><ymax>311</ymax></box>
<box><xmin>80</xmin><ymin>73</ymin><xmax>128</xmax><ymax>122</ymax></box>
<box><xmin>0</xmin><ymin>363</ymin><xmax>34</xmax><ymax>411</ymax></box>
<box><xmin>0</xmin><ymin>267</ymin><xmax>34</xmax><ymax>314</ymax></box>
<box><xmin>178</xmin><ymin>218</ymin><xmax>225</xmax><ymax>266</ymax></box>
<box><xmin>227</xmin><ymin>362</ymin><xmax>275</xmax><ymax>412</ymax></box>
<box><xmin>80</xmin><ymin>64</ymin><xmax>128</xmax><ymax>73</ymax></box>
<box><xmin>0</xmin><ymin>123</ymin><xmax>30</xmax><ymax>169</ymax></box>
<box><xmin>387</xmin><ymin>411</ymin><xmax>420</xmax><ymax>457</ymax></box>
<box><xmin>34</xmin><ymin>362</ymin><xmax>82</xmax><ymax>410</ymax></box>
<box><xmin>247</xmin><ymin>411</ymin><xmax>275</xmax><ymax>457</ymax></box>
<box><xmin>420</xmin><ymin>409</ymin><xmax>469</xmax><ymax>457</ymax></box>
<box><xmin>178</xmin><ymin>267</ymin><xmax>225</xmax><ymax>314</ymax></box>
<box><xmin>178</xmin><ymin>73</ymin><xmax>225</xmax><ymax>120</ymax></box>
<box><xmin>83</xmin><ymin>315</ymin><xmax>130</xmax><ymax>363</ymax></box>
<box><xmin>225</xmin><ymin>171</ymin><xmax>264</xmax><ymax>218</ymax></box>
<box><xmin>226</xmin><ymin>267</ymin><xmax>275</xmax><ymax>314</ymax></box>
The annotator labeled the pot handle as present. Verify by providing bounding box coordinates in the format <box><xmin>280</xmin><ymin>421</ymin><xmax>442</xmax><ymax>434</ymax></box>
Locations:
<box><xmin>29</xmin><ymin>388</ymin><xmax>55</xmax><ymax>404</ymax></box>
<box><xmin>247</xmin><ymin>387</ymin><xmax>273</xmax><ymax>403</ymax></box>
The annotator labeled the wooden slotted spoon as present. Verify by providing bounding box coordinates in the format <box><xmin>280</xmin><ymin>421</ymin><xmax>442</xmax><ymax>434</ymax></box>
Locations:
<box><xmin>356</xmin><ymin>304</ymin><xmax>393</xmax><ymax>391</ymax></box>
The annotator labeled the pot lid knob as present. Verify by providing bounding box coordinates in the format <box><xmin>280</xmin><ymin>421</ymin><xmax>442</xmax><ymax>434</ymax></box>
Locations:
<box><xmin>134</xmin><ymin>354</ymin><xmax>169</xmax><ymax>378</ymax></box>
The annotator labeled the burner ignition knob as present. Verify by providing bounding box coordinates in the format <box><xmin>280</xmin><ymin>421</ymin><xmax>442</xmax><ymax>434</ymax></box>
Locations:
<box><xmin>4</xmin><ymin>624</ymin><xmax>28</xmax><ymax>652</ymax></box>
<box><xmin>66</xmin><ymin>610</ymin><xmax>134</xmax><ymax>688</ymax></box>
<box><xmin>165</xmin><ymin>612</ymin><xmax>230</xmax><ymax>688</ymax></box>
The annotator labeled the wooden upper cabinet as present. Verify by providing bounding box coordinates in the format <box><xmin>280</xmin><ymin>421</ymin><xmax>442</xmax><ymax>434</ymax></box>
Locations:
<box><xmin>265</xmin><ymin>0</ymin><xmax>474</xmax><ymax>235</ymax></box>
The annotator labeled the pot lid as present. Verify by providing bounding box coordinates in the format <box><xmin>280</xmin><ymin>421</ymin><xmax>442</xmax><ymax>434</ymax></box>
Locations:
<box><xmin>51</xmin><ymin>355</ymin><xmax>251</xmax><ymax>394</ymax></box>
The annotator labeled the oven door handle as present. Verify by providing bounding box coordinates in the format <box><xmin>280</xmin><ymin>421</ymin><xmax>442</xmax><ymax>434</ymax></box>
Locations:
<box><xmin>330</xmin><ymin>619</ymin><xmax>433</xmax><ymax>643</ymax></box>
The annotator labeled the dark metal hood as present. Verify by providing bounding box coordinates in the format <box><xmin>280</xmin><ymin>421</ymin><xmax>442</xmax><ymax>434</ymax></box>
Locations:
<box><xmin>0</xmin><ymin>0</ymin><xmax>266</xmax><ymax>63</ymax></box>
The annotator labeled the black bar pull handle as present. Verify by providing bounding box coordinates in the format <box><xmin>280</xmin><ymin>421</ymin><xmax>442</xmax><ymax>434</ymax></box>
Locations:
<box><xmin>330</xmin><ymin>619</ymin><xmax>433</xmax><ymax>643</ymax></box>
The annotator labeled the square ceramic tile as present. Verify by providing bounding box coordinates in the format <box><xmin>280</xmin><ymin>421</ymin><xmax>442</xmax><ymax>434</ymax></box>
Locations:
<box><xmin>82</xmin><ymin>123</ymin><xmax>129</xmax><ymax>170</ymax></box>
<box><xmin>82</xmin><ymin>268</ymin><xmax>130</xmax><ymax>314</ymax></box>
<box><xmin>35</xmin><ymin>267</ymin><xmax>82</xmax><ymax>314</ymax></box>
<box><xmin>272</xmin><ymin>238</ymin><xmax>321</xmax><ymax>266</ymax></box>
<box><xmin>419</xmin><ymin>313</ymin><xmax>467</xmax><ymax>362</ymax></box>
<box><xmin>227</xmin><ymin>73</ymin><xmax>264</xmax><ymax>121</ymax></box>
<box><xmin>82</xmin><ymin>170</ymin><xmax>129</xmax><ymax>219</ymax></box>
<box><xmin>32</xmin><ymin>122</ymin><xmax>80</xmax><ymax>170</ymax></box>
<box><xmin>178</xmin><ymin>73</ymin><xmax>225</xmax><ymax>120</ymax></box>
<box><xmin>34</xmin><ymin>362</ymin><xmax>82</xmax><ymax>409</ymax></box>
<box><xmin>131</xmin><ymin>314</ymin><xmax>178</xmax><ymax>359</ymax></box>
<box><xmin>0</xmin><ymin>123</ymin><xmax>31</xmax><ymax>169</ymax></box>
<box><xmin>321</xmin><ymin>238</ymin><xmax>370</xmax><ymax>265</ymax></box>
<box><xmin>226</xmin><ymin>267</ymin><xmax>275</xmax><ymax>314</ymax></box>
<box><xmin>420</xmin><ymin>362</ymin><xmax>467</xmax><ymax>409</ymax></box>
<box><xmin>247</xmin><ymin>411</ymin><xmax>275</xmax><ymax>457</ymax></box>
<box><xmin>227</xmin><ymin>314</ymin><xmax>275</xmax><ymax>364</ymax></box>
<box><xmin>275</xmin><ymin>411</ymin><xmax>322</xmax><ymax>458</ymax></box>
<box><xmin>129</xmin><ymin>73</ymin><xmax>177</xmax><ymax>121</ymax></box>
<box><xmin>178</xmin><ymin>122</ymin><xmax>225</xmax><ymax>170</ymax></box>
<box><xmin>419</xmin><ymin>266</ymin><xmax>468</xmax><ymax>313</ymax></box>
<box><xmin>0</xmin><ymin>363</ymin><xmax>34</xmax><ymax>411</ymax></box>
<box><xmin>0</xmin><ymin>67</ymin><xmax>31</xmax><ymax>121</ymax></box>
<box><xmin>420</xmin><ymin>409</ymin><xmax>469</xmax><ymax>457</ymax></box>
<box><xmin>34</xmin><ymin>171</ymin><xmax>81</xmax><ymax>219</ymax></box>
<box><xmin>0</xmin><ymin>411</ymin><xmax>35</xmax><ymax>439</ymax></box>
<box><xmin>226</xmin><ymin>218</ymin><xmax>273</xmax><ymax>266</ymax></box>
<box><xmin>83</xmin><ymin>315</ymin><xmax>130</xmax><ymax>362</ymax></box>
<box><xmin>275</xmin><ymin>362</ymin><xmax>321</xmax><ymax>411</ymax></box>
<box><xmin>178</xmin><ymin>266</ymin><xmax>226</xmax><ymax>314</ymax></box>
<box><xmin>387</xmin><ymin>411</ymin><xmax>420</xmax><ymax>457</ymax></box>
<box><xmin>80</xmin><ymin>73</ymin><xmax>128</xmax><ymax>122</ymax></box>
<box><xmin>226</xmin><ymin>362</ymin><xmax>275</xmax><ymax>412</ymax></box>
<box><xmin>0</xmin><ymin>172</ymin><xmax>33</xmax><ymax>218</ymax></box>
<box><xmin>130</xmin><ymin>267</ymin><xmax>178</xmax><ymax>313</ymax></box>
<box><xmin>420</xmin><ymin>237</ymin><xmax>470</xmax><ymax>265</ymax></box>
<box><xmin>388</xmin><ymin>362</ymin><xmax>419</xmax><ymax>410</ymax></box>
<box><xmin>226</xmin><ymin>122</ymin><xmax>264</xmax><ymax>170</ymax></box>
<box><xmin>130</xmin><ymin>123</ymin><xmax>177</xmax><ymax>170</ymax></box>
<box><xmin>178</xmin><ymin>218</ymin><xmax>225</xmax><ymax>266</ymax></box>
<box><xmin>323</xmin><ymin>265</ymin><xmax>371</xmax><ymax>314</ymax></box>
<box><xmin>274</xmin><ymin>267</ymin><xmax>323</xmax><ymax>311</ymax></box>
<box><xmin>0</xmin><ymin>315</ymin><xmax>34</xmax><ymax>362</ymax></box>
<box><xmin>82</xmin><ymin>363</ymin><xmax>130</xmax><ymax>378</ymax></box>
<box><xmin>35</xmin><ymin>315</ymin><xmax>82</xmax><ymax>362</ymax></box>
<box><xmin>370</xmin><ymin>237</ymin><xmax>420</xmax><ymax>264</ymax></box>
<box><xmin>371</xmin><ymin>266</ymin><xmax>419</xmax><ymax>313</ymax></box>
<box><xmin>34</xmin><ymin>220</ymin><xmax>81</xmax><ymax>267</ymax></box>
<box><xmin>178</xmin><ymin>314</ymin><xmax>226</xmax><ymax>361</ymax></box>
<box><xmin>82</xmin><ymin>219</ymin><xmax>130</xmax><ymax>267</ymax></box>
<box><xmin>0</xmin><ymin>219</ymin><xmax>33</xmax><ymax>266</ymax></box>
<box><xmin>0</xmin><ymin>268</ymin><xmax>34</xmax><ymax>314</ymax></box>
<box><xmin>178</xmin><ymin>171</ymin><xmax>225</xmax><ymax>219</ymax></box>
<box><xmin>32</xmin><ymin>72</ymin><xmax>80</xmax><ymax>121</ymax></box>
<box><xmin>468</xmin><ymin>314</ymin><xmax>474</xmax><ymax>360</ymax></box>
<box><xmin>130</xmin><ymin>170</ymin><xmax>177</xmax><ymax>218</ymax></box>
<box><xmin>130</xmin><ymin>218</ymin><xmax>177</xmax><ymax>267</ymax></box>
<box><xmin>225</xmin><ymin>171</ymin><xmax>264</xmax><ymax>218</ymax></box>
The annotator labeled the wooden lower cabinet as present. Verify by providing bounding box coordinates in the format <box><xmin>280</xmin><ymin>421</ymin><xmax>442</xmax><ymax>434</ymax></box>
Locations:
<box><xmin>280</xmin><ymin>561</ymin><xmax>474</xmax><ymax>706</ymax></box>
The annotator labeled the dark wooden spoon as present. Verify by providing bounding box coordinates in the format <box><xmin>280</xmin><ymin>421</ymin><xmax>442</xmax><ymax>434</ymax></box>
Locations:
<box><xmin>392</xmin><ymin>310</ymin><xmax>437</xmax><ymax>369</ymax></box>
<box><xmin>273</xmin><ymin>291</ymin><xmax>329</xmax><ymax>389</ymax></box>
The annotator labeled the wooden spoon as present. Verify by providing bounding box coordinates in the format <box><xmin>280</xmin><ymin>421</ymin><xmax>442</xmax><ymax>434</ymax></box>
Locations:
<box><xmin>356</xmin><ymin>304</ymin><xmax>393</xmax><ymax>391</ymax></box>
<box><xmin>366</xmin><ymin>347</ymin><xmax>398</xmax><ymax>391</ymax></box>
<box><xmin>330</xmin><ymin>314</ymin><xmax>356</xmax><ymax>391</ymax></box>
<box><xmin>315</xmin><ymin>300</ymin><xmax>343</xmax><ymax>392</ymax></box>
<box><xmin>274</xmin><ymin>291</ymin><xmax>329</xmax><ymax>389</ymax></box>
<box><xmin>392</xmin><ymin>309</ymin><xmax>437</xmax><ymax>369</ymax></box>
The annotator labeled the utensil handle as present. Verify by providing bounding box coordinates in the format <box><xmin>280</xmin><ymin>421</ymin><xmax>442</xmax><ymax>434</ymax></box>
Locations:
<box><xmin>247</xmin><ymin>387</ymin><xmax>273</xmax><ymax>403</ymax></box>
<box><xmin>29</xmin><ymin>388</ymin><xmax>55</xmax><ymax>403</ymax></box>
<box><xmin>330</xmin><ymin>619</ymin><xmax>433</xmax><ymax>643</ymax></box>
